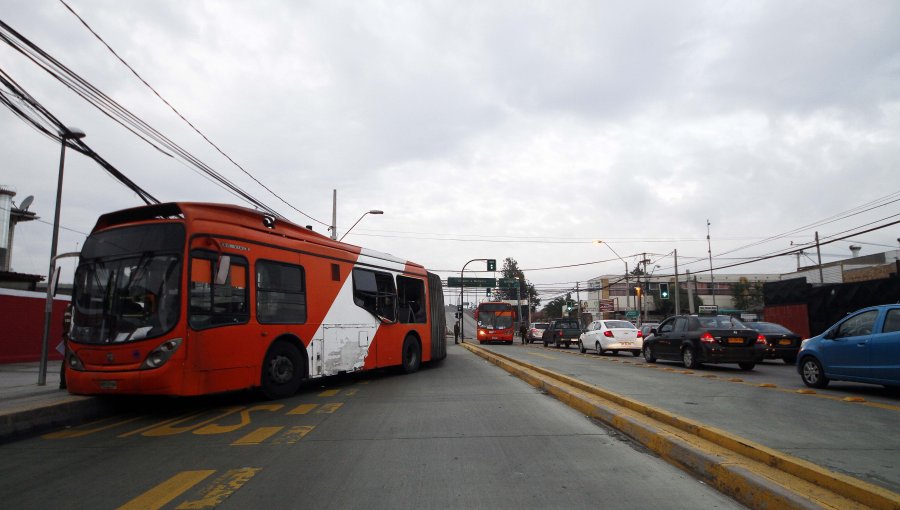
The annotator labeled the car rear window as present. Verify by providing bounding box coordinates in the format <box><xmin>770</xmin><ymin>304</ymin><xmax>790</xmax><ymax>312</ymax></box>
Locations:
<box><xmin>753</xmin><ymin>323</ymin><xmax>792</xmax><ymax>334</ymax></box>
<box><xmin>604</xmin><ymin>320</ymin><xmax>636</xmax><ymax>329</ymax></box>
<box><xmin>534</xmin><ymin>323</ymin><xmax>549</xmax><ymax>329</ymax></box>
<box><xmin>557</xmin><ymin>321</ymin><xmax>579</xmax><ymax>328</ymax></box>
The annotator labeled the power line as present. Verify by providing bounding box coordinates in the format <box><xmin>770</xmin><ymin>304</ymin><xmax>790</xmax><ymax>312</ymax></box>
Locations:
<box><xmin>57</xmin><ymin>0</ymin><xmax>330</xmax><ymax>228</ymax></box>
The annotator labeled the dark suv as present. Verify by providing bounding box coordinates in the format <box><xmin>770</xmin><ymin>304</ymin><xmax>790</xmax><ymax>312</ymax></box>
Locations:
<box><xmin>542</xmin><ymin>319</ymin><xmax>582</xmax><ymax>348</ymax></box>
<box><xmin>642</xmin><ymin>314</ymin><xmax>766</xmax><ymax>370</ymax></box>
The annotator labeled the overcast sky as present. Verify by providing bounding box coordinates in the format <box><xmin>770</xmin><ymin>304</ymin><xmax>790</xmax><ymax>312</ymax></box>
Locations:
<box><xmin>2</xmin><ymin>0</ymin><xmax>899</xmax><ymax>303</ymax></box>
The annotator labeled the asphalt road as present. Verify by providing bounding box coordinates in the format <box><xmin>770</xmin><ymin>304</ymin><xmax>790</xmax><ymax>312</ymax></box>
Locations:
<box><xmin>478</xmin><ymin>339</ymin><xmax>900</xmax><ymax>493</ymax></box>
<box><xmin>0</xmin><ymin>342</ymin><xmax>744</xmax><ymax>509</ymax></box>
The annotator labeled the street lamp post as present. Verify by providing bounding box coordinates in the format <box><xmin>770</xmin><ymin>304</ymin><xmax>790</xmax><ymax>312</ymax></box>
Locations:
<box><xmin>338</xmin><ymin>210</ymin><xmax>383</xmax><ymax>242</ymax></box>
<box><xmin>39</xmin><ymin>127</ymin><xmax>85</xmax><ymax>386</ymax></box>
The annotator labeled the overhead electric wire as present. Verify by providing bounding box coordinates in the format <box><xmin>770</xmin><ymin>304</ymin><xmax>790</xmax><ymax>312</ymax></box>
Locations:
<box><xmin>57</xmin><ymin>0</ymin><xmax>329</xmax><ymax>228</ymax></box>
<box><xmin>0</xmin><ymin>18</ymin><xmax>282</xmax><ymax>218</ymax></box>
<box><xmin>0</xmin><ymin>67</ymin><xmax>158</xmax><ymax>204</ymax></box>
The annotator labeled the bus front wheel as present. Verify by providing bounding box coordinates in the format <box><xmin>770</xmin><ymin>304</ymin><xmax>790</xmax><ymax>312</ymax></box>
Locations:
<box><xmin>260</xmin><ymin>341</ymin><xmax>304</xmax><ymax>400</ymax></box>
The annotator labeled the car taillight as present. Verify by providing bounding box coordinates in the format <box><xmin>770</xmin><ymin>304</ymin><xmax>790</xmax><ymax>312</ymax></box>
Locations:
<box><xmin>636</xmin><ymin>330</ymin><xmax>643</xmax><ymax>338</ymax></box>
<box><xmin>700</xmin><ymin>332</ymin><xmax>716</xmax><ymax>343</ymax></box>
<box><xmin>756</xmin><ymin>334</ymin><xmax>766</xmax><ymax>344</ymax></box>
<box><xmin>604</xmin><ymin>330</ymin><xmax>614</xmax><ymax>337</ymax></box>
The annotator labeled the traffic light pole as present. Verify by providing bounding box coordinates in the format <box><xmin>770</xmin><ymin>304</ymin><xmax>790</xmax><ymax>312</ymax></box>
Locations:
<box><xmin>458</xmin><ymin>258</ymin><xmax>494</xmax><ymax>342</ymax></box>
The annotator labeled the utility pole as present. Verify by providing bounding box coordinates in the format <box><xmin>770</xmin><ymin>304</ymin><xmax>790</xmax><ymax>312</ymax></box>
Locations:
<box><xmin>707</xmin><ymin>219</ymin><xmax>716</xmax><ymax>307</ymax></box>
<box><xmin>673</xmin><ymin>249</ymin><xmax>680</xmax><ymax>315</ymax></box>
<box><xmin>641</xmin><ymin>252</ymin><xmax>650</xmax><ymax>323</ymax></box>
<box><xmin>815</xmin><ymin>231</ymin><xmax>824</xmax><ymax>284</ymax></box>
<box><xmin>575</xmin><ymin>281</ymin><xmax>582</xmax><ymax>326</ymax></box>
<box><xmin>330</xmin><ymin>189</ymin><xmax>337</xmax><ymax>240</ymax></box>
<box><xmin>516</xmin><ymin>276</ymin><xmax>522</xmax><ymax>337</ymax></box>
<box><xmin>686</xmin><ymin>268</ymin><xmax>695</xmax><ymax>314</ymax></box>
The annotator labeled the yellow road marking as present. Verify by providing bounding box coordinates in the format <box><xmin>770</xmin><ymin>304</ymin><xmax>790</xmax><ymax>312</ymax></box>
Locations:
<box><xmin>143</xmin><ymin>407</ymin><xmax>245</xmax><ymax>437</ymax></box>
<box><xmin>43</xmin><ymin>416</ymin><xmax>142</xmax><ymax>439</ymax></box>
<box><xmin>194</xmin><ymin>404</ymin><xmax>283</xmax><ymax>435</ymax></box>
<box><xmin>343</xmin><ymin>388</ymin><xmax>359</xmax><ymax>396</ymax></box>
<box><xmin>287</xmin><ymin>403</ymin><xmax>317</xmax><ymax>415</ymax></box>
<box><xmin>316</xmin><ymin>403</ymin><xmax>343</xmax><ymax>414</ymax></box>
<box><xmin>231</xmin><ymin>426</ymin><xmax>284</xmax><ymax>445</ymax></box>
<box><xmin>318</xmin><ymin>389</ymin><xmax>340</xmax><ymax>397</ymax></box>
<box><xmin>118</xmin><ymin>412</ymin><xmax>204</xmax><ymax>438</ymax></box>
<box><xmin>117</xmin><ymin>470</ymin><xmax>215</xmax><ymax>510</ymax></box>
<box><xmin>176</xmin><ymin>467</ymin><xmax>261</xmax><ymax>509</ymax></box>
<box><xmin>272</xmin><ymin>425</ymin><xmax>315</xmax><ymax>444</ymax></box>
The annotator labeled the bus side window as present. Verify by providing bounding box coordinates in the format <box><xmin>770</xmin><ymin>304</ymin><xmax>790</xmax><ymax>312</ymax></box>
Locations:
<box><xmin>352</xmin><ymin>268</ymin><xmax>397</xmax><ymax>323</ymax></box>
<box><xmin>397</xmin><ymin>275</ymin><xmax>427</xmax><ymax>324</ymax></box>
<box><xmin>257</xmin><ymin>260</ymin><xmax>307</xmax><ymax>324</ymax></box>
<box><xmin>189</xmin><ymin>250</ymin><xmax>249</xmax><ymax>329</ymax></box>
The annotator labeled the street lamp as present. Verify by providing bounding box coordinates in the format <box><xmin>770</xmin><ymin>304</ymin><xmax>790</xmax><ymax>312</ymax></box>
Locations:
<box><xmin>594</xmin><ymin>240</ymin><xmax>630</xmax><ymax>312</ymax></box>
<box><xmin>39</xmin><ymin>126</ymin><xmax>85</xmax><ymax>386</ymax></box>
<box><xmin>338</xmin><ymin>210</ymin><xmax>383</xmax><ymax>242</ymax></box>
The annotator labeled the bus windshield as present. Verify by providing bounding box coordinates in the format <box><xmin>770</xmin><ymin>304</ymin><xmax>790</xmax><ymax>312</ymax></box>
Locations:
<box><xmin>478</xmin><ymin>311</ymin><xmax>514</xmax><ymax>329</ymax></box>
<box><xmin>71</xmin><ymin>223</ymin><xmax>184</xmax><ymax>344</ymax></box>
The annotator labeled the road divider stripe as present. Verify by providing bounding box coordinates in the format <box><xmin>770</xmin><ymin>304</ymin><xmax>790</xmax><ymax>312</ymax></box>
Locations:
<box><xmin>273</xmin><ymin>425</ymin><xmax>315</xmax><ymax>445</ymax></box>
<box><xmin>315</xmin><ymin>403</ymin><xmax>343</xmax><ymax>414</ymax></box>
<box><xmin>232</xmin><ymin>426</ymin><xmax>284</xmax><ymax>445</ymax></box>
<box><xmin>463</xmin><ymin>342</ymin><xmax>900</xmax><ymax>510</ymax></box>
<box><xmin>175</xmin><ymin>467</ymin><xmax>261</xmax><ymax>509</ymax></box>
<box><xmin>43</xmin><ymin>415</ymin><xmax>141</xmax><ymax>439</ymax></box>
<box><xmin>117</xmin><ymin>470</ymin><xmax>215</xmax><ymax>510</ymax></box>
<box><xmin>318</xmin><ymin>389</ymin><xmax>340</xmax><ymax>397</ymax></box>
<box><xmin>287</xmin><ymin>403</ymin><xmax>318</xmax><ymax>415</ymax></box>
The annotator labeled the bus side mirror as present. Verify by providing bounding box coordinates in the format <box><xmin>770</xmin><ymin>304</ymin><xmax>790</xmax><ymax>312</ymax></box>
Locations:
<box><xmin>214</xmin><ymin>256</ymin><xmax>231</xmax><ymax>285</ymax></box>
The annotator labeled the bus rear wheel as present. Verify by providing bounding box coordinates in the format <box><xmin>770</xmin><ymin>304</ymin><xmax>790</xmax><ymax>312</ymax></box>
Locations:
<box><xmin>260</xmin><ymin>341</ymin><xmax>304</xmax><ymax>400</ymax></box>
<box><xmin>402</xmin><ymin>336</ymin><xmax>421</xmax><ymax>374</ymax></box>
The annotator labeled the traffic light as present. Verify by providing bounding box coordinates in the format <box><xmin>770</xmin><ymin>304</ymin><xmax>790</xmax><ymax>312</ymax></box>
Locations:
<box><xmin>487</xmin><ymin>259</ymin><xmax>496</xmax><ymax>271</ymax></box>
<box><xmin>660</xmin><ymin>282</ymin><xmax>670</xmax><ymax>300</ymax></box>
<box><xmin>566</xmin><ymin>300</ymin><xmax>574</xmax><ymax>312</ymax></box>
<box><xmin>486</xmin><ymin>288</ymin><xmax>492</xmax><ymax>296</ymax></box>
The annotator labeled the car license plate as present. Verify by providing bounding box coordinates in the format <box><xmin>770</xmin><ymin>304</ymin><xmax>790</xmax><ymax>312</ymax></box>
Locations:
<box><xmin>727</xmin><ymin>337</ymin><xmax>744</xmax><ymax>344</ymax></box>
<box><xmin>621</xmin><ymin>342</ymin><xmax>632</xmax><ymax>346</ymax></box>
<box><xmin>778</xmin><ymin>339</ymin><xmax>792</xmax><ymax>345</ymax></box>
<box><xmin>99</xmin><ymin>380</ymin><xmax>118</xmax><ymax>390</ymax></box>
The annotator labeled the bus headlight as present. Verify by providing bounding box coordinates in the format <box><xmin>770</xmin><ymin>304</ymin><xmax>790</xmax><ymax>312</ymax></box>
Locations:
<box><xmin>67</xmin><ymin>350</ymin><xmax>85</xmax><ymax>371</ymax></box>
<box><xmin>140</xmin><ymin>338</ymin><xmax>183</xmax><ymax>370</ymax></box>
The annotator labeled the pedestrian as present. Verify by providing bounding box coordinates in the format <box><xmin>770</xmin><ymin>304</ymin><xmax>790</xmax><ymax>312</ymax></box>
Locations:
<box><xmin>453</xmin><ymin>321</ymin><xmax>460</xmax><ymax>344</ymax></box>
<box><xmin>519</xmin><ymin>323</ymin><xmax>528</xmax><ymax>344</ymax></box>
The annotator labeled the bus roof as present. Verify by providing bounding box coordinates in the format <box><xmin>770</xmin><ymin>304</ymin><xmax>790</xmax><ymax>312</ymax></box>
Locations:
<box><xmin>92</xmin><ymin>202</ymin><xmax>426</xmax><ymax>273</ymax></box>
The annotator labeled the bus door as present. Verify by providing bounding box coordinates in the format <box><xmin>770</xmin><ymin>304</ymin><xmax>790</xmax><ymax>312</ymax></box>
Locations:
<box><xmin>188</xmin><ymin>251</ymin><xmax>252</xmax><ymax>375</ymax></box>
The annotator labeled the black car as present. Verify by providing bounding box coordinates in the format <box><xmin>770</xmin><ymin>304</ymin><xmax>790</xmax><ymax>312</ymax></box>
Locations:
<box><xmin>750</xmin><ymin>321</ymin><xmax>802</xmax><ymax>364</ymax></box>
<box><xmin>642</xmin><ymin>314</ymin><xmax>766</xmax><ymax>370</ymax></box>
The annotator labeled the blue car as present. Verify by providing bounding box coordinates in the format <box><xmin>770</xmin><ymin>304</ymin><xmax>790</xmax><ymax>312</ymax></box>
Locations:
<box><xmin>798</xmin><ymin>304</ymin><xmax>900</xmax><ymax>389</ymax></box>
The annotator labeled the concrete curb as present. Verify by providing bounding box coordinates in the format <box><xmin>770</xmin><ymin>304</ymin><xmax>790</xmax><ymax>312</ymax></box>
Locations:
<box><xmin>463</xmin><ymin>342</ymin><xmax>900</xmax><ymax>510</ymax></box>
<box><xmin>0</xmin><ymin>396</ymin><xmax>118</xmax><ymax>444</ymax></box>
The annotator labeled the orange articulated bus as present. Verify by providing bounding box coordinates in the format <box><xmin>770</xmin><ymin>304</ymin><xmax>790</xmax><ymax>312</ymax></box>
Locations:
<box><xmin>65</xmin><ymin>203</ymin><xmax>446</xmax><ymax>399</ymax></box>
<box><xmin>474</xmin><ymin>301</ymin><xmax>515</xmax><ymax>344</ymax></box>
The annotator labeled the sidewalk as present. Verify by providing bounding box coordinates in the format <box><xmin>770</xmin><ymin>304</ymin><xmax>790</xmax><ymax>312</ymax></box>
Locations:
<box><xmin>0</xmin><ymin>362</ymin><xmax>114</xmax><ymax>443</ymax></box>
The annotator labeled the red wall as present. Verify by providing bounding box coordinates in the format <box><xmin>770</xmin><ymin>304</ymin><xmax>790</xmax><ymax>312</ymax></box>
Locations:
<box><xmin>763</xmin><ymin>304</ymin><xmax>810</xmax><ymax>339</ymax></box>
<box><xmin>0</xmin><ymin>291</ymin><xmax>69</xmax><ymax>364</ymax></box>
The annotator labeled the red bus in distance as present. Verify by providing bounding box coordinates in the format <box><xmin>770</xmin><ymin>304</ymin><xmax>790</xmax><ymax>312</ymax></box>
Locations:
<box><xmin>475</xmin><ymin>301</ymin><xmax>516</xmax><ymax>344</ymax></box>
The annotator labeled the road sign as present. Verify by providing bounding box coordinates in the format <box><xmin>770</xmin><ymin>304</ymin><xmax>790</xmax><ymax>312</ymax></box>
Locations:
<box><xmin>498</xmin><ymin>278</ymin><xmax>518</xmax><ymax>288</ymax></box>
<box><xmin>698</xmin><ymin>305</ymin><xmax>719</xmax><ymax>315</ymax></box>
<box><xmin>447</xmin><ymin>277</ymin><xmax>497</xmax><ymax>288</ymax></box>
<box><xmin>625</xmin><ymin>310</ymin><xmax>639</xmax><ymax>319</ymax></box>
<box><xmin>599</xmin><ymin>299</ymin><xmax>615</xmax><ymax>312</ymax></box>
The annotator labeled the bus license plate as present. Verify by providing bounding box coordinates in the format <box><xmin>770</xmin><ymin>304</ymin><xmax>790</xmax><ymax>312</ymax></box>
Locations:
<box><xmin>727</xmin><ymin>337</ymin><xmax>744</xmax><ymax>344</ymax></box>
<box><xmin>99</xmin><ymin>380</ymin><xmax>118</xmax><ymax>390</ymax></box>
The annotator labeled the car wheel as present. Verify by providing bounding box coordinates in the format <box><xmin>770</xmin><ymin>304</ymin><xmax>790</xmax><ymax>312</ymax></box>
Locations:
<box><xmin>738</xmin><ymin>362</ymin><xmax>756</xmax><ymax>371</ymax></box>
<box><xmin>643</xmin><ymin>344</ymin><xmax>656</xmax><ymax>363</ymax></box>
<box><xmin>782</xmin><ymin>355</ymin><xmax>797</xmax><ymax>365</ymax></box>
<box><xmin>579</xmin><ymin>341</ymin><xmax>586</xmax><ymax>354</ymax></box>
<box><xmin>595</xmin><ymin>342</ymin><xmax>603</xmax><ymax>355</ymax></box>
<box><xmin>401</xmin><ymin>336</ymin><xmax>421</xmax><ymax>374</ymax></box>
<box><xmin>800</xmin><ymin>357</ymin><xmax>829</xmax><ymax>388</ymax></box>
<box><xmin>682</xmin><ymin>346</ymin><xmax>699</xmax><ymax>369</ymax></box>
<box><xmin>260</xmin><ymin>341</ymin><xmax>304</xmax><ymax>400</ymax></box>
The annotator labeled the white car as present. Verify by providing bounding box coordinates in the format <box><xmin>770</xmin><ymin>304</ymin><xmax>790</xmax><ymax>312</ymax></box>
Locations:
<box><xmin>579</xmin><ymin>319</ymin><xmax>643</xmax><ymax>356</ymax></box>
<box><xmin>527</xmin><ymin>322</ymin><xmax>550</xmax><ymax>343</ymax></box>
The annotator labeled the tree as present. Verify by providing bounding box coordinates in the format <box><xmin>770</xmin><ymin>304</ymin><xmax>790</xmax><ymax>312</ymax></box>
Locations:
<box><xmin>542</xmin><ymin>293</ymin><xmax>571</xmax><ymax>318</ymax></box>
<box><xmin>731</xmin><ymin>277</ymin><xmax>764</xmax><ymax>312</ymax></box>
<box><xmin>497</xmin><ymin>257</ymin><xmax>541</xmax><ymax>312</ymax></box>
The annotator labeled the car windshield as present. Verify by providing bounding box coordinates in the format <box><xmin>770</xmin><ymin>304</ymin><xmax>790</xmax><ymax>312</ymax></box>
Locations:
<box><xmin>71</xmin><ymin>223</ymin><xmax>184</xmax><ymax>344</ymax></box>
<box><xmin>604</xmin><ymin>320</ymin><xmax>636</xmax><ymax>329</ymax></box>
<box><xmin>697</xmin><ymin>315</ymin><xmax>748</xmax><ymax>329</ymax></box>
<box><xmin>753</xmin><ymin>322</ymin><xmax>792</xmax><ymax>334</ymax></box>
